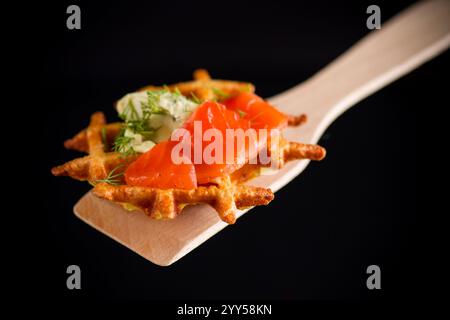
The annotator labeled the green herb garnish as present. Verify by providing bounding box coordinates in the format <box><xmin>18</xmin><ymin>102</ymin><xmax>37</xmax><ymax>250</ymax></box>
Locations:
<box><xmin>90</xmin><ymin>164</ymin><xmax>125</xmax><ymax>186</ymax></box>
<box><xmin>173</xmin><ymin>86</ymin><xmax>182</xmax><ymax>96</ymax></box>
<box><xmin>190</xmin><ymin>92</ymin><xmax>202</xmax><ymax>104</ymax></box>
<box><xmin>240</xmin><ymin>83</ymin><xmax>252</xmax><ymax>93</ymax></box>
<box><xmin>113</xmin><ymin>89</ymin><xmax>197</xmax><ymax>156</ymax></box>
<box><xmin>113</xmin><ymin>91</ymin><xmax>169</xmax><ymax>155</ymax></box>
<box><xmin>113</xmin><ymin>131</ymin><xmax>136</xmax><ymax>157</ymax></box>
<box><xmin>237</xmin><ymin>109</ymin><xmax>247</xmax><ymax>118</ymax></box>
<box><xmin>212</xmin><ymin>88</ymin><xmax>231</xmax><ymax>100</ymax></box>
<box><xmin>101</xmin><ymin>127</ymin><xmax>108</xmax><ymax>151</ymax></box>
<box><xmin>147</xmin><ymin>90</ymin><xmax>169</xmax><ymax>115</ymax></box>
<box><xmin>119</xmin><ymin>100</ymin><xmax>140</xmax><ymax>121</ymax></box>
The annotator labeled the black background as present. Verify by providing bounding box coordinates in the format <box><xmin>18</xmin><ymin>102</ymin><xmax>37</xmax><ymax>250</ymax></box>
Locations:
<box><xmin>30</xmin><ymin>0</ymin><xmax>442</xmax><ymax>302</ymax></box>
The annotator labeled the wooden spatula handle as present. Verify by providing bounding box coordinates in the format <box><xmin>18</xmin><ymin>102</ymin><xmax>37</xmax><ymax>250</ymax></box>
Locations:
<box><xmin>270</xmin><ymin>0</ymin><xmax>450</xmax><ymax>145</ymax></box>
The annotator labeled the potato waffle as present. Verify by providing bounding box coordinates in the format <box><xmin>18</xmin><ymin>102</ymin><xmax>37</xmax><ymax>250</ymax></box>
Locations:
<box><xmin>52</xmin><ymin>70</ymin><xmax>325</xmax><ymax>224</ymax></box>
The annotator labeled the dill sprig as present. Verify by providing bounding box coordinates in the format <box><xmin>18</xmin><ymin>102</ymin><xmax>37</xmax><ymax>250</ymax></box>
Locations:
<box><xmin>173</xmin><ymin>86</ymin><xmax>182</xmax><ymax>96</ymax></box>
<box><xmin>119</xmin><ymin>100</ymin><xmax>140</xmax><ymax>121</ymax></box>
<box><xmin>240</xmin><ymin>83</ymin><xmax>252</xmax><ymax>93</ymax></box>
<box><xmin>147</xmin><ymin>90</ymin><xmax>169</xmax><ymax>115</ymax></box>
<box><xmin>113</xmin><ymin>89</ymin><xmax>197</xmax><ymax>156</ymax></box>
<box><xmin>113</xmin><ymin>92</ymin><xmax>167</xmax><ymax>156</ymax></box>
<box><xmin>90</xmin><ymin>164</ymin><xmax>125</xmax><ymax>186</ymax></box>
<box><xmin>101</xmin><ymin>127</ymin><xmax>108</xmax><ymax>151</ymax></box>
<box><xmin>190</xmin><ymin>92</ymin><xmax>202</xmax><ymax>104</ymax></box>
<box><xmin>112</xmin><ymin>131</ymin><xmax>136</xmax><ymax>156</ymax></box>
<box><xmin>237</xmin><ymin>109</ymin><xmax>247</xmax><ymax>118</ymax></box>
<box><xmin>212</xmin><ymin>88</ymin><xmax>231</xmax><ymax>100</ymax></box>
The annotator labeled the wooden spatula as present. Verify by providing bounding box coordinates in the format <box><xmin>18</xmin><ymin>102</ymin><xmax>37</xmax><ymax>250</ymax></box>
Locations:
<box><xmin>74</xmin><ymin>0</ymin><xmax>450</xmax><ymax>266</ymax></box>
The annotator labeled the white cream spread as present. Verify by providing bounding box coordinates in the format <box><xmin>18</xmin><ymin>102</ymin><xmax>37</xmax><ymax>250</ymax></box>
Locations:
<box><xmin>115</xmin><ymin>90</ymin><xmax>198</xmax><ymax>154</ymax></box>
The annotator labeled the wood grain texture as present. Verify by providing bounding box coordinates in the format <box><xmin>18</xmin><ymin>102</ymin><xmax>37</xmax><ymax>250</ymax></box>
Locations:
<box><xmin>74</xmin><ymin>0</ymin><xmax>450</xmax><ymax>266</ymax></box>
